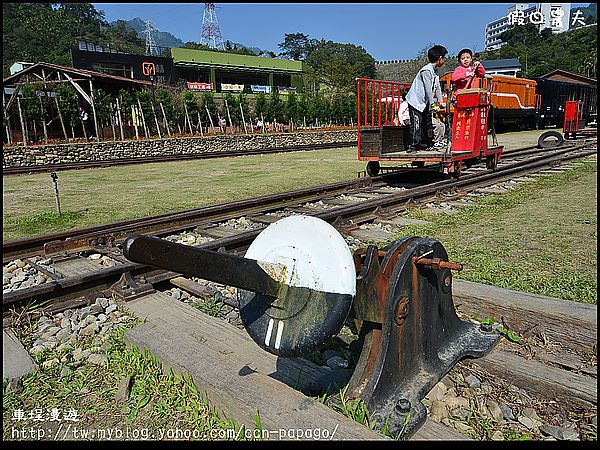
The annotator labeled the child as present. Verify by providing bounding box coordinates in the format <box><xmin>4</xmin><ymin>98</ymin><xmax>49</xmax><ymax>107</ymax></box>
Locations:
<box><xmin>452</xmin><ymin>48</ymin><xmax>486</xmax><ymax>91</ymax></box>
<box><xmin>405</xmin><ymin>45</ymin><xmax>448</xmax><ymax>152</ymax></box>
<box><xmin>448</xmin><ymin>49</ymin><xmax>486</xmax><ymax>142</ymax></box>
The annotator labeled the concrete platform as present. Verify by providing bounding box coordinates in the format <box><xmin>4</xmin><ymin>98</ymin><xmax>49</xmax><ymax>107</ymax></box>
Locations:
<box><xmin>3</xmin><ymin>329</ymin><xmax>38</xmax><ymax>381</ymax></box>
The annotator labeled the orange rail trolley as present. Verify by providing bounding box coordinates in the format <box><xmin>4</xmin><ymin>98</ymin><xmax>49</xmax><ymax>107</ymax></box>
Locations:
<box><xmin>357</xmin><ymin>77</ymin><xmax>504</xmax><ymax>177</ymax></box>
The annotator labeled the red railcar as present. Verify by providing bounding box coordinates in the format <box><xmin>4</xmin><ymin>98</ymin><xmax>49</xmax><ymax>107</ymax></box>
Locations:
<box><xmin>357</xmin><ymin>77</ymin><xmax>503</xmax><ymax>177</ymax></box>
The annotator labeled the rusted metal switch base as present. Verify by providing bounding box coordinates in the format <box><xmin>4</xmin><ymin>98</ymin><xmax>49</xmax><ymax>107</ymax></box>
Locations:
<box><xmin>348</xmin><ymin>237</ymin><xmax>500</xmax><ymax>439</ymax></box>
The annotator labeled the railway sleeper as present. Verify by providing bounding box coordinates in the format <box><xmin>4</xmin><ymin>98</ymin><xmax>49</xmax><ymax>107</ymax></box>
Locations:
<box><xmin>122</xmin><ymin>215</ymin><xmax>500</xmax><ymax>439</ymax></box>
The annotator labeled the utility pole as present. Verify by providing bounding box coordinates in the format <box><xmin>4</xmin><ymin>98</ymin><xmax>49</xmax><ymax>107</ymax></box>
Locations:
<box><xmin>200</xmin><ymin>3</ymin><xmax>226</xmax><ymax>51</ymax></box>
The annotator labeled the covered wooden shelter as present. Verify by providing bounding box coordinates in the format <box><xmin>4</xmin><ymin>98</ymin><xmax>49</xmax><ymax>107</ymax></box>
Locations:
<box><xmin>3</xmin><ymin>62</ymin><xmax>152</xmax><ymax>145</ymax></box>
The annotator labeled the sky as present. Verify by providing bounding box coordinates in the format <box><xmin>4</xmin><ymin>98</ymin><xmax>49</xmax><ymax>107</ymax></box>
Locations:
<box><xmin>92</xmin><ymin>2</ymin><xmax>591</xmax><ymax>61</ymax></box>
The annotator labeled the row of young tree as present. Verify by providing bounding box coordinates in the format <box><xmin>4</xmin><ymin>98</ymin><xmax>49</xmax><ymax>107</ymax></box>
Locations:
<box><xmin>6</xmin><ymin>84</ymin><xmax>359</xmax><ymax>145</ymax></box>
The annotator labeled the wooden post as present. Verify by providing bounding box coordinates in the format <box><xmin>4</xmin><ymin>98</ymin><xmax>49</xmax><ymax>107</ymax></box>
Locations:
<box><xmin>79</xmin><ymin>111</ymin><xmax>88</xmax><ymax>140</ymax></box>
<box><xmin>3</xmin><ymin>93</ymin><xmax>12</xmax><ymax>145</ymax></box>
<box><xmin>159</xmin><ymin>102</ymin><xmax>171</xmax><ymax>136</ymax></box>
<box><xmin>137</xmin><ymin>98</ymin><xmax>149</xmax><ymax>139</ymax></box>
<box><xmin>183</xmin><ymin>103</ymin><xmax>192</xmax><ymax>134</ymax></box>
<box><xmin>54</xmin><ymin>97</ymin><xmax>68</xmax><ymax>142</ymax></box>
<box><xmin>132</xmin><ymin>105</ymin><xmax>139</xmax><ymax>140</ymax></box>
<box><xmin>116</xmin><ymin>97</ymin><xmax>124</xmax><ymax>140</ymax></box>
<box><xmin>204</xmin><ymin>104</ymin><xmax>216</xmax><ymax>133</ymax></box>
<box><xmin>224</xmin><ymin>99</ymin><xmax>233</xmax><ymax>134</ymax></box>
<box><xmin>151</xmin><ymin>102</ymin><xmax>162</xmax><ymax>139</ymax></box>
<box><xmin>239</xmin><ymin>103</ymin><xmax>248</xmax><ymax>134</ymax></box>
<box><xmin>303</xmin><ymin>116</ymin><xmax>307</xmax><ymax>129</ymax></box>
<box><xmin>39</xmin><ymin>96</ymin><xmax>48</xmax><ymax>144</ymax></box>
<box><xmin>109</xmin><ymin>103</ymin><xmax>116</xmax><ymax>141</ymax></box>
<box><xmin>176</xmin><ymin>119</ymin><xmax>182</xmax><ymax>135</ymax></box>
<box><xmin>261</xmin><ymin>113</ymin><xmax>266</xmax><ymax>133</ymax></box>
<box><xmin>197</xmin><ymin>112</ymin><xmax>204</xmax><ymax>137</ymax></box>
<box><xmin>88</xmin><ymin>80</ymin><xmax>100</xmax><ymax>141</ymax></box>
<box><xmin>17</xmin><ymin>96</ymin><xmax>28</xmax><ymax>146</ymax></box>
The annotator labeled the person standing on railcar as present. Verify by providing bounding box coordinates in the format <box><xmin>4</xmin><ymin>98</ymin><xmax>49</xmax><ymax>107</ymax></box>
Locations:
<box><xmin>451</xmin><ymin>48</ymin><xmax>486</xmax><ymax>92</ymax></box>
<box><xmin>405</xmin><ymin>45</ymin><xmax>448</xmax><ymax>152</ymax></box>
<box><xmin>448</xmin><ymin>48</ymin><xmax>487</xmax><ymax>138</ymax></box>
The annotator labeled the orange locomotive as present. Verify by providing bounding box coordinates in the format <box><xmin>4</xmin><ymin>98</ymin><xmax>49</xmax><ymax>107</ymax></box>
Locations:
<box><xmin>357</xmin><ymin>77</ymin><xmax>503</xmax><ymax>177</ymax></box>
<box><xmin>440</xmin><ymin>72</ymin><xmax>539</xmax><ymax>131</ymax></box>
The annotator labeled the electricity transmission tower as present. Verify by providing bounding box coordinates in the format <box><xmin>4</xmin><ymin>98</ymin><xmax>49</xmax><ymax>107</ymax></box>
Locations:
<box><xmin>144</xmin><ymin>20</ymin><xmax>158</xmax><ymax>55</ymax></box>
<box><xmin>200</xmin><ymin>3</ymin><xmax>225</xmax><ymax>51</ymax></box>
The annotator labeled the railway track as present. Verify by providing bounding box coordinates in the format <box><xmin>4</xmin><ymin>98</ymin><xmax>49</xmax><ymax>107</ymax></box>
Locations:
<box><xmin>3</xmin><ymin>138</ymin><xmax>596</xmax><ymax>441</ymax></box>
<box><xmin>1</xmin><ymin>141</ymin><xmax>586</xmax><ymax>264</ymax></box>
<box><xmin>2</xmin><ymin>141</ymin><xmax>357</xmax><ymax>176</ymax></box>
<box><xmin>3</xmin><ymin>140</ymin><xmax>595</xmax><ymax>317</ymax></box>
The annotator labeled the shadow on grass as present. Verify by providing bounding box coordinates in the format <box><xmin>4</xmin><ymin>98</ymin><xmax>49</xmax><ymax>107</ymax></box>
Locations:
<box><xmin>6</xmin><ymin>209</ymin><xmax>88</xmax><ymax>239</ymax></box>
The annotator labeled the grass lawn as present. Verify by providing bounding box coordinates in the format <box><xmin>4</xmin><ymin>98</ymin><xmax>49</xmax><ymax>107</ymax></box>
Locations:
<box><xmin>2</xmin><ymin>131</ymin><xmax>596</xmax><ymax>440</ymax></box>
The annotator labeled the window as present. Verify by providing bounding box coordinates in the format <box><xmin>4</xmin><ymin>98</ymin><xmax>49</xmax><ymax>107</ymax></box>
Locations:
<box><xmin>92</xmin><ymin>63</ymin><xmax>134</xmax><ymax>79</ymax></box>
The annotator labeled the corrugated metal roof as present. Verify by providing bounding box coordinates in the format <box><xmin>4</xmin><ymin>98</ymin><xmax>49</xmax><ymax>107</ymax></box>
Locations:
<box><xmin>538</xmin><ymin>69</ymin><xmax>597</xmax><ymax>84</ymax></box>
<box><xmin>3</xmin><ymin>61</ymin><xmax>152</xmax><ymax>86</ymax></box>
<box><xmin>171</xmin><ymin>47</ymin><xmax>305</xmax><ymax>72</ymax></box>
<box><xmin>480</xmin><ymin>58</ymin><xmax>522</xmax><ymax>70</ymax></box>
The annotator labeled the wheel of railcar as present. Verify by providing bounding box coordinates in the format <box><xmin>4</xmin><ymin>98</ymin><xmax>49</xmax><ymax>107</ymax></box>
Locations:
<box><xmin>486</xmin><ymin>155</ymin><xmax>497</xmax><ymax>171</ymax></box>
<box><xmin>537</xmin><ymin>130</ymin><xmax>564</xmax><ymax>149</ymax></box>
<box><xmin>366</xmin><ymin>161</ymin><xmax>381</xmax><ymax>177</ymax></box>
<box><xmin>451</xmin><ymin>161</ymin><xmax>462</xmax><ymax>178</ymax></box>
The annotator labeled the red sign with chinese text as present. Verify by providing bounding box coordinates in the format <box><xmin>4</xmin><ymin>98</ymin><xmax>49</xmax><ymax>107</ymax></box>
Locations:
<box><xmin>187</xmin><ymin>82</ymin><xmax>214</xmax><ymax>91</ymax></box>
<box><xmin>451</xmin><ymin>89</ymin><xmax>489</xmax><ymax>154</ymax></box>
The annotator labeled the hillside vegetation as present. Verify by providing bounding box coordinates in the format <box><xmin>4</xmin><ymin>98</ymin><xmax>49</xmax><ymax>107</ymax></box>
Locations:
<box><xmin>2</xmin><ymin>3</ymin><xmax>145</xmax><ymax>77</ymax></box>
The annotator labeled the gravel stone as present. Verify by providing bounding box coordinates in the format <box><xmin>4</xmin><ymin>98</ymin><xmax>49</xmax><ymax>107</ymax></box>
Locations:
<box><xmin>427</xmin><ymin>381</ymin><xmax>448</xmax><ymax>402</ymax></box>
<box><xmin>486</xmin><ymin>399</ymin><xmax>504</xmax><ymax>423</ymax></box>
<box><xmin>79</xmin><ymin>322</ymin><xmax>100</xmax><ymax>337</ymax></box>
<box><xmin>499</xmin><ymin>403</ymin><xmax>515</xmax><ymax>421</ymax></box>
<box><xmin>540</xmin><ymin>424</ymin><xmax>580</xmax><ymax>441</ymax></box>
<box><xmin>88</xmin><ymin>354</ymin><xmax>108</xmax><ymax>365</ymax></box>
<box><xmin>430</xmin><ymin>401</ymin><xmax>448</xmax><ymax>422</ymax></box>
<box><xmin>491</xmin><ymin>430</ymin><xmax>505</xmax><ymax>440</ymax></box>
<box><xmin>326</xmin><ymin>356</ymin><xmax>348</xmax><ymax>369</ymax></box>
<box><xmin>464</xmin><ymin>374</ymin><xmax>481</xmax><ymax>389</ymax></box>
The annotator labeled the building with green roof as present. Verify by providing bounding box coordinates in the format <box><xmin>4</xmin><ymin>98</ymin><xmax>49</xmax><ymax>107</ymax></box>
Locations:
<box><xmin>171</xmin><ymin>47</ymin><xmax>307</xmax><ymax>96</ymax></box>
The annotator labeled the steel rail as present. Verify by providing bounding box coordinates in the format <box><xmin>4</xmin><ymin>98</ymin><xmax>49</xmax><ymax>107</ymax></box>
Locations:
<box><xmin>1</xmin><ymin>142</ymin><xmax>591</xmax><ymax>262</ymax></box>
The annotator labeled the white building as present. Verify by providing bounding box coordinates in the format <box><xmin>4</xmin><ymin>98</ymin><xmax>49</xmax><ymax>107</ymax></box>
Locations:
<box><xmin>485</xmin><ymin>3</ymin><xmax>571</xmax><ymax>51</ymax></box>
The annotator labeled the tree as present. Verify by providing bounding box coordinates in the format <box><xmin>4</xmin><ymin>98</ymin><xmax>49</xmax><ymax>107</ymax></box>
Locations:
<box><xmin>200</xmin><ymin>91</ymin><xmax>217</xmax><ymax>128</ymax></box>
<box><xmin>237</xmin><ymin>92</ymin><xmax>251</xmax><ymax>127</ymax></box>
<box><xmin>223</xmin><ymin>93</ymin><xmax>240</xmax><ymax>127</ymax></box>
<box><xmin>267</xmin><ymin>90</ymin><xmax>284</xmax><ymax>122</ymax></box>
<box><xmin>315</xmin><ymin>59</ymin><xmax>357</xmax><ymax>99</ymax></box>
<box><xmin>253</xmin><ymin>93</ymin><xmax>268</xmax><ymax>120</ymax></box>
<box><xmin>284</xmin><ymin>92</ymin><xmax>298</xmax><ymax>123</ymax></box>
<box><xmin>93</xmin><ymin>88</ymin><xmax>112</xmax><ymax>137</ymax></box>
<box><xmin>481</xmin><ymin>23</ymin><xmax>597</xmax><ymax>78</ymax></box>
<box><xmin>56</xmin><ymin>84</ymin><xmax>79</xmax><ymax>136</ymax></box>
<box><xmin>3</xmin><ymin>3</ymin><xmax>145</xmax><ymax>76</ymax></box>
<box><xmin>278</xmin><ymin>33</ymin><xmax>316</xmax><ymax>60</ymax></box>
<box><xmin>306</xmin><ymin>40</ymin><xmax>376</xmax><ymax>79</ymax></box>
